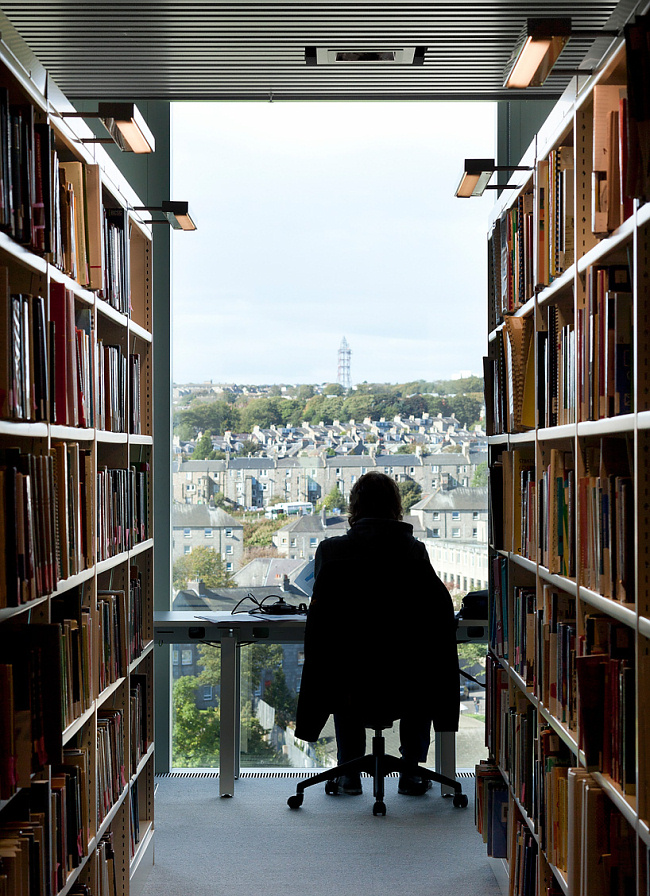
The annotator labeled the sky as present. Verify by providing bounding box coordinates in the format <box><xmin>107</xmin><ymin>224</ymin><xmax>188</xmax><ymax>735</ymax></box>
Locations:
<box><xmin>171</xmin><ymin>101</ymin><xmax>496</xmax><ymax>386</ymax></box>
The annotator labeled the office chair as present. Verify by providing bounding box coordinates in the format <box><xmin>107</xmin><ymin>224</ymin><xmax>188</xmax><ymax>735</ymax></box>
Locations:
<box><xmin>287</xmin><ymin>718</ymin><xmax>468</xmax><ymax>816</ymax></box>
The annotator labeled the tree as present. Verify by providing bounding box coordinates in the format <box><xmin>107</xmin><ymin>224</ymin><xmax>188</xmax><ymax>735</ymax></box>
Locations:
<box><xmin>395</xmin><ymin>443</ymin><xmax>417</xmax><ymax>454</ymax></box>
<box><xmin>323</xmin><ymin>383</ymin><xmax>345</xmax><ymax>397</ymax></box>
<box><xmin>445</xmin><ymin>395</ymin><xmax>482</xmax><ymax>428</ymax></box>
<box><xmin>319</xmin><ymin>485</ymin><xmax>347</xmax><ymax>512</ymax></box>
<box><xmin>172</xmin><ymin>676</ymin><xmax>220</xmax><ymax>767</ymax></box>
<box><xmin>262</xmin><ymin>666</ymin><xmax>297</xmax><ymax>729</ymax></box>
<box><xmin>192</xmin><ymin>430</ymin><xmax>214</xmax><ymax>460</ymax></box>
<box><xmin>297</xmin><ymin>384</ymin><xmax>314</xmax><ymax>402</ymax></box>
<box><xmin>242</xmin><ymin>517</ymin><xmax>285</xmax><ymax>546</ymax></box>
<box><xmin>471</xmin><ymin>461</ymin><xmax>488</xmax><ymax>487</ymax></box>
<box><xmin>233</xmin><ymin>439</ymin><xmax>260</xmax><ymax>457</ymax></box>
<box><xmin>397</xmin><ymin>480</ymin><xmax>422</xmax><ymax>513</ymax></box>
<box><xmin>172</xmin><ymin>546</ymin><xmax>234</xmax><ymax>591</ymax></box>
<box><xmin>174</xmin><ymin>400</ymin><xmax>241</xmax><ymax>438</ymax></box>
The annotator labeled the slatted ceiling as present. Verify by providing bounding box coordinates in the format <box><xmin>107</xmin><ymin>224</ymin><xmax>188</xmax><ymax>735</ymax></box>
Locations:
<box><xmin>0</xmin><ymin>0</ymin><xmax>626</xmax><ymax>100</ymax></box>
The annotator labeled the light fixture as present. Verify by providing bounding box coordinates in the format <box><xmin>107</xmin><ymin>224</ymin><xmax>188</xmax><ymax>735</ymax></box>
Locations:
<box><xmin>305</xmin><ymin>47</ymin><xmax>426</xmax><ymax>65</ymax></box>
<box><xmin>455</xmin><ymin>160</ymin><xmax>533</xmax><ymax>198</ymax></box>
<box><xmin>61</xmin><ymin>102</ymin><xmax>155</xmax><ymax>153</ymax></box>
<box><xmin>133</xmin><ymin>201</ymin><xmax>197</xmax><ymax>231</ymax></box>
<box><xmin>504</xmin><ymin>17</ymin><xmax>618</xmax><ymax>89</ymax></box>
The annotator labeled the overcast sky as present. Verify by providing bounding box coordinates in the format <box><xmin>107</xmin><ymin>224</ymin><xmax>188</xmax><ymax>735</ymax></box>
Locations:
<box><xmin>171</xmin><ymin>101</ymin><xmax>496</xmax><ymax>386</ymax></box>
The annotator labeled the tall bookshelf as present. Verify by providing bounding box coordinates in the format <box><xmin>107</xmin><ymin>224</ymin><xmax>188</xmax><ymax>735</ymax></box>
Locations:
<box><xmin>479</xmin><ymin>14</ymin><xmax>650</xmax><ymax>896</ymax></box>
<box><xmin>0</xmin><ymin>36</ymin><xmax>155</xmax><ymax>896</ymax></box>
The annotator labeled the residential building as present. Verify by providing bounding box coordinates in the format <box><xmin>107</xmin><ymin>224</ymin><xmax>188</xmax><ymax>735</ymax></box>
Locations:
<box><xmin>172</xmin><ymin>503</ymin><xmax>244</xmax><ymax>573</ymax></box>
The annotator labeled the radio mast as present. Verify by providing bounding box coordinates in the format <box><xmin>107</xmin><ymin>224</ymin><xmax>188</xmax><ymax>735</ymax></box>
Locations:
<box><xmin>337</xmin><ymin>337</ymin><xmax>351</xmax><ymax>391</ymax></box>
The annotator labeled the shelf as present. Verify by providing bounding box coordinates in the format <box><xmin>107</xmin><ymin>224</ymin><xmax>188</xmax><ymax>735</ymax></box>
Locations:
<box><xmin>0</xmin><ymin>594</ymin><xmax>48</xmax><ymax>622</ymax></box>
<box><xmin>536</xmin><ymin>267</ymin><xmax>575</xmax><ymax>308</ymax></box>
<box><xmin>130</xmin><ymin>434</ymin><xmax>154</xmax><ymax>447</ymax></box>
<box><xmin>537</xmin><ymin>567</ymin><xmax>578</xmax><ymax>597</ymax></box>
<box><xmin>131</xmin><ymin>742</ymin><xmax>155</xmax><ymax>786</ymax></box>
<box><xmin>591</xmin><ymin>772</ymin><xmax>638</xmax><ymax>832</ymax></box>
<box><xmin>508</xmin><ymin>553</ymin><xmax>537</xmax><ymax>576</ymax></box>
<box><xmin>96</xmin><ymin>297</ymin><xmax>129</xmax><ymax>328</ymax></box>
<box><xmin>63</xmin><ymin>703</ymin><xmax>95</xmax><ymax>745</ymax></box>
<box><xmin>97</xmin><ymin>676</ymin><xmax>126</xmax><ymax>707</ymax></box>
<box><xmin>639</xmin><ymin>616</ymin><xmax>650</xmax><ymax>640</ymax></box>
<box><xmin>637</xmin><ymin>410</ymin><xmax>650</xmax><ymax>431</ymax></box>
<box><xmin>577</xmin><ymin>213</ymin><xmax>636</xmax><ymax>274</ymax></box>
<box><xmin>578</xmin><ymin>587</ymin><xmax>637</xmax><ymax>630</ymax></box>
<box><xmin>577</xmin><ymin>415</ymin><xmax>636</xmax><ymax>437</ymax></box>
<box><xmin>53</xmin><ymin>567</ymin><xmax>95</xmax><ymax>596</ymax></box>
<box><xmin>129</xmin><ymin>640</ymin><xmax>154</xmax><ymax>673</ymax></box>
<box><xmin>537</xmin><ymin>424</ymin><xmax>576</xmax><ymax>442</ymax></box>
<box><xmin>0</xmin><ymin>420</ymin><xmax>48</xmax><ymax>438</ymax></box>
<box><xmin>130</xmin><ymin>821</ymin><xmax>155</xmax><ymax>881</ymax></box>
<box><xmin>129</xmin><ymin>320</ymin><xmax>153</xmax><ymax>344</ymax></box>
<box><xmin>547</xmin><ymin>862</ymin><xmax>570</xmax><ymax>896</ymax></box>
<box><xmin>97</xmin><ymin>430</ymin><xmax>129</xmax><ymax>444</ymax></box>
<box><xmin>51</xmin><ymin>425</ymin><xmax>96</xmax><ymax>441</ymax></box>
<box><xmin>0</xmin><ymin>230</ymin><xmax>48</xmax><ymax>274</ymax></box>
<box><xmin>93</xmin><ymin>782</ymin><xmax>129</xmax><ymax>847</ymax></box>
<box><xmin>48</xmin><ymin>264</ymin><xmax>95</xmax><ymax>305</ymax></box>
<box><xmin>96</xmin><ymin>552</ymin><xmax>130</xmax><ymax>575</ymax></box>
<box><xmin>508</xmin><ymin>431</ymin><xmax>535</xmax><ymax>444</ymax></box>
<box><xmin>130</xmin><ymin>539</ymin><xmax>154</xmax><ymax>559</ymax></box>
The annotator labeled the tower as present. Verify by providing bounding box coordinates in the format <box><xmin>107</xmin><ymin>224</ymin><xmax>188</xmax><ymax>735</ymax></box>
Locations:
<box><xmin>337</xmin><ymin>337</ymin><xmax>351</xmax><ymax>391</ymax></box>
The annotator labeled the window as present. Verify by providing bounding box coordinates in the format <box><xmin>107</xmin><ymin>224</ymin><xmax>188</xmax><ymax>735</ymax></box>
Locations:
<box><xmin>472</xmin><ymin>528</ymin><xmax>478</xmax><ymax>538</ymax></box>
<box><xmin>172</xmin><ymin>649</ymin><xmax>180</xmax><ymax>665</ymax></box>
<box><xmin>310</xmin><ymin>537</ymin><xmax>317</xmax><ymax>547</ymax></box>
<box><xmin>226</xmin><ymin>562</ymin><xmax>233</xmax><ymax>572</ymax></box>
<box><xmin>203</xmin><ymin>685</ymin><xmax>213</xmax><ymax>701</ymax></box>
<box><xmin>336</xmin><ymin>468</ymin><xmax>341</xmax><ymax>475</ymax></box>
<box><xmin>205</xmin><ymin>528</ymin><xmax>213</xmax><ymax>537</ymax></box>
<box><xmin>452</xmin><ymin>511</ymin><xmax>460</xmax><ymax>520</ymax></box>
<box><xmin>183</xmin><ymin>545</ymin><xmax>192</xmax><ymax>554</ymax></box>
<box><xmin>473</xmin><ymin>511</ymin><xmax>480</xmax><ymax>520</ymax></box>
<box><xmin>290</xmin><ymin>538</ymin><xmax>297</xmax><ymax>547</ymax></box>
<box><xmin>181</xmin><ymin>649</ymin><xmax>193</xmax><ymax>665</ymax></box>
<box><xmin>297</xmin><ymin>651</ymin><xmax>305</xmax><ymax>666</ymax></box>
<box><xmin>281</xmin><ymin>537</ymin><xmax>287</xmax><ymax>544</ymax></box>
<box><xmin>361</xmin><ymin>467</ymin><xmax>367</xmax><ymax>475</ymax></box>
<box><xmin>350</xmin><ymin>475</ymin><xmax>355</xmax><ymax>483</ymax></box>
<box><xmin>226</xmin><ymin>528</ymin><xmax>233</xmax><ymax>537</ymax></box>
<box><xmin>452</xmin><ymin>527</ymin><xmax>461</xmax><ymax>537</ymax></box>
<box><xmin>432</xmin><ymin>465</ymin><xmax>439</xmax><ymax>473</ymax></box>
<box><xmin>432</xmin><ymin>528</ymin><xmax>440</xmax><ymax>538</ymax></box>
<box><xmin>432</xmin><ymin>512</ymin><xmax>440</xmax><ymax>520</ymax></box>
<box><xmin>226</xmin><ymin>545</ymin><xmax>233</xmax><ymax>554</ymax></box>
<box><xmin>184</xmin><ymin>528</ymin><xmax>191</xmax><ymax>537</ymax></box>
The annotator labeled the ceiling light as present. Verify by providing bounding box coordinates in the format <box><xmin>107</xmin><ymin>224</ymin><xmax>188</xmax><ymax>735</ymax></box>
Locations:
<box><xmin>305</xmin><ymin>47</ymin><xmax>426</xmax><ymax>65</ymax></box>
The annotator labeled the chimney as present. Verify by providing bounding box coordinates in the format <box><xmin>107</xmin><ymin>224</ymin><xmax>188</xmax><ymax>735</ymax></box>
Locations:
<box><xmin>282</xmin><ymin>574</ymin><xmax>290</xmax><ymax>592</ymax></box>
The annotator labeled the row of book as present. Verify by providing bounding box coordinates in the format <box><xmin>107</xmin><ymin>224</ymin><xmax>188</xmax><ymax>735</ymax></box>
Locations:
<box><xmin>96</xmin><ymin>463</ymin><xmax>150</xmax><ymax>562</ymax></box>
<box><xmin>129</xmin><ymin>566</ymin><xmax>146</xmax><ymax>663</ymax></box>
<box><xmin>0</xmin><ymin>275</ymin><xmax>144</xmax><ymax>430</ymax></box>
<box><xmin>578</xmin><ymin>264</ymin><xmax>633</xmax><ymax>423</ymax></box>
<box><xmin>540</xmin><ymin>303</ymin><xmax>576</xmax><ymax>428</ymax></box>
<box><xmin>97</xmin><ymin>591</ymin><xmax>126</xmax><ymax>694</ymax></box>
<box><xmin>97</xmin><ymin>709</ymin><xmax>126</xmax><ymax>826</ymax></box>
<box><xmin>130</xmin><ymin>674</ymin><xmax>149</xmax><ymax>775</ymax></box>
<box><xmin>103</xmin><ymin>207</ymin><xmax>129</xmax><ymax>315</ymax></box>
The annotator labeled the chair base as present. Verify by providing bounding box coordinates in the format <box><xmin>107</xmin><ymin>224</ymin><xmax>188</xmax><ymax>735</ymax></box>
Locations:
<box><xmin>287</xmin><ymin>729</ymin><xmax>468</xmax><ymax>815</ymax></box>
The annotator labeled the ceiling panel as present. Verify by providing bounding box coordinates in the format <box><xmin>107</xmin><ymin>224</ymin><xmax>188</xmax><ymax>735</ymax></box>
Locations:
<box><xmin>0</xmin><ymin>1</ymin><xmax>638</xmax><ymax>101</ymax></box>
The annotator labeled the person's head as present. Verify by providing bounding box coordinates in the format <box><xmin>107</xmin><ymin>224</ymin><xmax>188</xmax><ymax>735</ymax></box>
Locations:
<box><xmin>348</xmin><ymin>471</ymin><xmax>403</xmax><ymax>526</ymax></box>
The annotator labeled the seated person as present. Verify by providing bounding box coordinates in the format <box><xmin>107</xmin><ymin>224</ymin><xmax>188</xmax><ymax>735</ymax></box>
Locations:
<box><xmin>295</xmin><ymin>471</ymin><xmax>460</xmax><ymax>796</ymax></box>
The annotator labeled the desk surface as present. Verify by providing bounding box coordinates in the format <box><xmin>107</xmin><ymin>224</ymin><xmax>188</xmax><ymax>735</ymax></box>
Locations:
<box><xmin>153</xmin><ymin>611</ymin><xmax>487</xmax><ymax>644</ymax></box>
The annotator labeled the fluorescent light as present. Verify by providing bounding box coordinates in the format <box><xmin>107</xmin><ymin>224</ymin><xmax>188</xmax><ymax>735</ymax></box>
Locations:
<box><xmin>134</xmin><ymin>201</ymin><xmax>197</xmax><ymax>231</ymax></box>
<box><xmin>504</xmin><ymin>18</ymin><xmax>572</xmax><ymax>88</ymax></box>
<box><xmin>162</xmin><ymin>201</ymin><xmax>196</xmax><ymax>231</ymax></box>
<box><xmin>98</xmin><ymin>102</ymin><xmax>156</xmax><ymax>153</ymax></box>
<box><xmin>306</xmin><ymin>47</ymin><xmax>426</xmax><ymax>65</ymax></box>
<box><xmin>455</xmin><ymin>160</ymin><xmax>496</xmax><ymax>198</ymax></box>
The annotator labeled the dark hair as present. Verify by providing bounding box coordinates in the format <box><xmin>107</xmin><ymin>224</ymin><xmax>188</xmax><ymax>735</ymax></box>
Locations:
<box><xmin>348</xmin><ymin>471</ymin><xmax>403</xmax><ymax>526</ymax></box>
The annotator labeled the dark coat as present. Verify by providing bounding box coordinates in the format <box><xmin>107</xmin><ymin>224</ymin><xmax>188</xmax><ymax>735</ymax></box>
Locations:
<box><xmin>294</xmin><ymin>518</ymin><xmax>460</xmax><ymax>742</ymax></box>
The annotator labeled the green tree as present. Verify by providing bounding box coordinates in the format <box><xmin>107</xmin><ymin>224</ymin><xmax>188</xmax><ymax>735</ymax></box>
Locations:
<box><xmin>233</xmin><ymin>439</ymin><xmax>261</xmax><ymax>457</ymax></box>
<box><xmin>395</xmin><ymin>443</ymin><xmax>417</xmax><ymax>454</ymax></box>
<box><xmin>192</xmin><ymin>430</ymin><xmax>214</xmax><ymax>460</ymax></box>
<box><xmin>242</xmin><ymin>517</ymin><xmax>285</xmax><ymax>546</ymax></box>
<box><xmin>263</xmin><ymin>666</ymin><xmax>297</xmax><ymax>729</ymax></box>
<box><xmin>323</xmin><ymin>383</ymin><xmax>345</xmax><ymax>396</ymax></box>
<box><xmin>172</xmin><ymin>546</ymin><xmax>234</xmax><ymax>591</ymax></box>
<box><xmin>471</xmin><ymin>461</ymin><xmax>488</xmax><ymax>487</ymax></box>
<box><xmin>297</xmin><ymin>384</ymin><xmax>315</xmax><ymax>402</ymax></box>
<box><xmin>445</xmin><ymin>395</ymin><xmax>482</xmax><ymax>428</ymax></box>
<box><xmin>172</xmin><ymin>676</ymin><xmax>221</xmax><ymax>767</ymax></box>
<box><xmin>175</xmin><ymin>400</ymin><xmax>241</xmax><ymax>438</ymax></box>
<box><xmin>319</xmin><ymin>485</ymin><xmax>347</xmax><ymax>512</ymax></box>
<box><xmin>176</xmin><ymin>422</ymin><xmax>194</xmax><ymax>442</ymax></box>
<box><xmin>397</xmin><ymin>480</ymin><xmax>422</xmax><ymax>513</ymax></box>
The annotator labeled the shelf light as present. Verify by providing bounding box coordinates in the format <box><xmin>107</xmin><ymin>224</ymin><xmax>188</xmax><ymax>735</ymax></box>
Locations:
<box><xmin>133</xmin><ymin>201</ymin><xmax>197</xmax><ymax>231</ymax></box>
<box><xmin>504</xmin><ymin>17</ymin><xmax>617</xmax><ymax>89</ymax></box>
<box><xmin>455</xmin><ymin>160</ymin><xmax>533</xmax><ymax>198</ymax></box>
<box><xmin>61</xmin><ymin>102</ymin><xmax>155</xmax><ymax>153</ymax></box>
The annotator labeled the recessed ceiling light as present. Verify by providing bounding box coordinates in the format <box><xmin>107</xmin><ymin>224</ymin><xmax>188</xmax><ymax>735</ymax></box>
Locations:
<box><xmin>305</xmin><ymin>47</ymin><xmax>426</xmax><ymax>65</ymax></box>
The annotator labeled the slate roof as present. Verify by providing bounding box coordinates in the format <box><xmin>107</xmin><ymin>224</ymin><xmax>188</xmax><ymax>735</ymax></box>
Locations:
<box><xmin>411</xmin><ymin>486</ymin><xmax>488</xmax><ymax>512</ymax></box>
<box><xmin>233</xmin><ymin>558</ymin><xmax>310</xmax><ymax>587</ymax></box>
<box><xmin>172</xmin><ymin>505</ymin><xmax>242</xmax><ymax>528</ymax></box>
<box><xmin>173</xmin><ymin>583</ymin><xmax>309</xmax><ymax>612</ymax></box>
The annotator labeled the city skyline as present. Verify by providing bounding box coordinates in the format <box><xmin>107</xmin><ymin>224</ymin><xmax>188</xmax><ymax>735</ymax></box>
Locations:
<box><xmin>171</xmin><ymin>101</ymin><xmax>496</xmax><ymax>385</ymax></box>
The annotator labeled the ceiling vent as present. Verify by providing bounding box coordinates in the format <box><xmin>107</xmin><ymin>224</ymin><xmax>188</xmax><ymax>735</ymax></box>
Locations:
<box><xmin>305</xmin><ymin>47</ymin><xmax>426</xmax><ymax>65</ymax></box>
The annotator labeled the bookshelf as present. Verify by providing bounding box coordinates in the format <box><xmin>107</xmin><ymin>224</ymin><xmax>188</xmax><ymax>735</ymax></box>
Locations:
<box><xmin>0</xmin><ymin>35</ymin><xmax>154</xmax><ymax>896</ymax></box>
<box><xmin>480</xmin><ymin>14</ymin><xmax>650</xmax><ymax>896</ymax></box>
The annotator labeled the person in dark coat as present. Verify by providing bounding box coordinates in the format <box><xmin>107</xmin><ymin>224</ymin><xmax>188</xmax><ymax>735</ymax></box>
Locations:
<box><xmin>295</xmin><ymin>471</ymin><xmax>460</xmax><ymax>796</ymax></box>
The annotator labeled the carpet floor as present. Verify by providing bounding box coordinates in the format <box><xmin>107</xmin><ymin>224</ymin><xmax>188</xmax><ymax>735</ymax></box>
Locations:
<box><xmin>141</xmin><ymin>774</ymin><xmax>501</xmax><ymax>896</ymax></box>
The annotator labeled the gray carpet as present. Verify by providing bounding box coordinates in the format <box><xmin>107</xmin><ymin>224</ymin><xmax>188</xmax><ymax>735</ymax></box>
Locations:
<box><xmin>142</xmin><ymin>775</ymin><xmax>501</xmax><ymax>896</ymax></box>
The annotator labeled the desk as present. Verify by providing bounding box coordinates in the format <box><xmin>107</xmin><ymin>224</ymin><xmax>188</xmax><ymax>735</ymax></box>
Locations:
<box><xmin>154</xmin><ymin>611</ymin><xmax>487</xmax><ymax>797</ymax></box>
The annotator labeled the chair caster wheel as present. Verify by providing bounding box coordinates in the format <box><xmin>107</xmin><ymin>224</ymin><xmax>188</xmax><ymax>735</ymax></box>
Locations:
<box><xmin>287</xmin><ymin>794</ymin><xmax>303</xmax><ymax>809</ymax></box>
<box><xmin>373</xmin><ymin>801</ymin><xmax>387</xmax><ymax>816</ymax></box>
<box><xmin>453</xmin><ymin>793</ymin><xmax>468</xmax><ymax>808</ymax></box>
<box><xmin>325</xmin><ymin>781</ymin><xmax>338</xmax><ymax>795</ymax></box>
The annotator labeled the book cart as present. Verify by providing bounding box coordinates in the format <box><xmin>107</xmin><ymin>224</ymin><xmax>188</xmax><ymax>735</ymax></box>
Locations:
<box><xmin>0</xmin><ymin>34</ymin><xmax>155</xmax><ymax>896</ymax></box>
<box><xmin>479</xmin><ymin>14</ymin><xmax>650</xmax><ymax>896</ymax></box>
